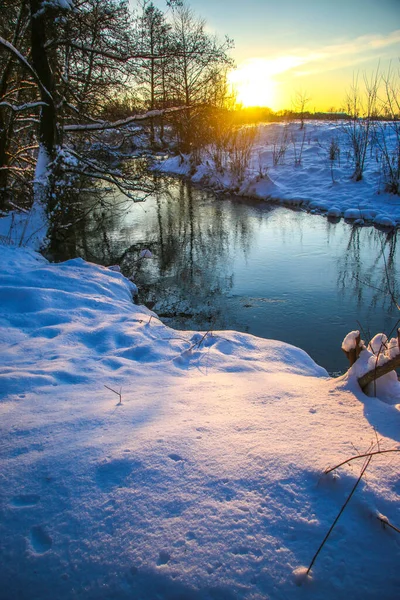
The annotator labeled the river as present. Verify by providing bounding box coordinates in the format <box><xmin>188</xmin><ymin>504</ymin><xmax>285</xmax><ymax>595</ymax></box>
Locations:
<box><xmin>48</xmin><ymin>176</ymin><xmax>399</xmax><ymax>374</ymax></box>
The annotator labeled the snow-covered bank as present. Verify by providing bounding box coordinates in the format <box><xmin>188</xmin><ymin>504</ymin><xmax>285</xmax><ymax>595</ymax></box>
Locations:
<box><xmin>156</xmin><ymin>121</ymin><xmax>400</xmax><ymax>228</ymax></box>
<box><xmin>1</xmin><ymin>244</ymin><xmax>399</xmax><ymax>599</ymax></box>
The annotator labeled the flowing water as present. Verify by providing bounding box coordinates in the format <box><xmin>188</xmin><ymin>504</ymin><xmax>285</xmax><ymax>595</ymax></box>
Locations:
<box><xmin>49</xmin><ymin>176</ymin><xmax>399</xmax><ymax>374</ymax></box>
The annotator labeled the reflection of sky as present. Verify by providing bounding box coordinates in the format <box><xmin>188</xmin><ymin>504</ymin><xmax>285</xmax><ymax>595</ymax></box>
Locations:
<box><xmin>146</xmin><ymin>0</ymin><xmax>400</xmax><ymax>110</ymax></box>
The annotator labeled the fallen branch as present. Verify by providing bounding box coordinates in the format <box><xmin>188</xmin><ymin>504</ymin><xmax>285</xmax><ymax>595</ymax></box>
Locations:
<box><xmin>358</xmin><ymin>354</ymin><xmax>400</xmax><ymax>390</ymax></box>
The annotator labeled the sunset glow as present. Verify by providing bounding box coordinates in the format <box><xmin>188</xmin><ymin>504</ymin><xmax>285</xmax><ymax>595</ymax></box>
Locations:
<box><xmin>228</xmin><ymin>60</ymin><xmax>277</xmax><ymax>108</ymax></box>
<box><xmin>228</xmin><ymin>56</ymin><xmax>307</xmax><ymax>110</ymax></box>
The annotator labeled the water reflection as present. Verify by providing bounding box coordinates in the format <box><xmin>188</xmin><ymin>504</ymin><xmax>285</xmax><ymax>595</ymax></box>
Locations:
<box><xmin>48</xmin><ymin>177</ymin><xmax>399</xmax><ymax>373</ymax></box>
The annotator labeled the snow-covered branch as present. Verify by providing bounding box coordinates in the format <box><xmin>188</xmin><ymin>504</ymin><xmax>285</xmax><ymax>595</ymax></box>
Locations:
<box><xmin>0</xmin><ymin>101</ymin><xmax>48</xmax><ymax>112</ymax></box>
<box><xmin>0</xmin><ymin>36</ymin><xmax>53</xmax><ymax>101</ymax></box>
<box><xmin>63</xmin><ymin>106</ymin><xmax>188</xmax><ymax>132</ymax></box>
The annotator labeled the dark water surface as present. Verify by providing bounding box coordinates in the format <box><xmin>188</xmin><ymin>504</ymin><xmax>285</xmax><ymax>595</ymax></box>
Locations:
<box><xmin>50</xmin><ymin>178</ymin><xmax>399</xmax><ymax>374</ymax></box>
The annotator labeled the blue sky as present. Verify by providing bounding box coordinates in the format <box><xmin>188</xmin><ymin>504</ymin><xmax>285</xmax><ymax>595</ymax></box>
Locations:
<box><xmin>182</xmin><ymin>1</ymin><xmax>398</xmax><ymax>49</ymax></box>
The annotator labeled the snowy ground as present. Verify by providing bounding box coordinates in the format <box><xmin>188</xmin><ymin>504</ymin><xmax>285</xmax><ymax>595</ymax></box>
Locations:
<box><xmin>1</xmin><ymin>243</ymin><xmax>399</xmax><ymax>599</ymax></box>
<box><xmin>156</xmin><ymin>121</ymin><xmax>400</xmax><ymax>228</ymax></box>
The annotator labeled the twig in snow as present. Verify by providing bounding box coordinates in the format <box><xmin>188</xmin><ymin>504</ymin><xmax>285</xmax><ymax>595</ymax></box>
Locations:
<box><xmin>188</xmin><ymin>330</ymin><xmax>212</xmax><ymax>351</ymax></box>
<box><xmin>324</xmin><ymin>447</ymin><xmax>399</xmax><ymax>474</ymax></box>
<box><xmin>377</xmin><ymin>515</ymin><xmax>400</xmax><ymax>534</ymax></box>
<box><xmin>373</xmin><ymin>428</ymin><xmax>381</xmax><ymax>453</ymax></box>
<box><xmin>307</xmin><ymin>455</ymin><xmax>372</xmax><ymax>575</ymax></box>
<box><xmin>104</xmin><ymin>385</ymin><xmax>122</xmax><ymax>405</ymax></box>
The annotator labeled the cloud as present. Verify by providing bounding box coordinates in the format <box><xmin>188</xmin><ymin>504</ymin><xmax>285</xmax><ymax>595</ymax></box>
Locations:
<box><xmin>297</xmin><ymin>30</ymin><xmax>400</xmax><ymax>67</ymax></box>
<box><xmin>234</xmin><ymin>30</ymin><xmax>400</xmax><ymax>80</ymax></box>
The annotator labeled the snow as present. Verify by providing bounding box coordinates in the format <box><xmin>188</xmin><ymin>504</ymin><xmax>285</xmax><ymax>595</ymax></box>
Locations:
<box><xmin>156</xmin><ymin>121</ymin><xmax>400</xmax><ymax>227</ymax></box>
<box><xmin>347</xmin><ymin>336</ymin><xmax>400</xmax><ymax>402</ymax></box>
<box><xmin>34</xmin><ymin>144</ymin><xmax>50</xmax><ymax>185</ymax></box>
<box><xmin>0</xmin><ymin>201</ymin><xmax>48</xmax><ymax>249</ymax></box>
<box><xmin>0</xmin><ymin>145</ymin><xmax>51</xmax><ymax>249</ymax></box>
<box><xmin>342</xmin><ymin>330</ymin><xmax>361</xmax><ymax>353</ymax></box>
<box><xmin>42</xmin><ymin>0</ymin><xmax>74</xmax><ymax>10</ymax></box>
<box><xmin>139</xmin><ymin>248</ymin><xmax>153</xmax><ymax>258</ymax></box>
<box><xmin>368</xmin><ymin>333</ymin><xmax>388</xmax><ymax>356</ymax></box>
<box><xmin>1</xmin><ymin>242</ymin><xmax>399</xmax><ymax>599</ymax></box>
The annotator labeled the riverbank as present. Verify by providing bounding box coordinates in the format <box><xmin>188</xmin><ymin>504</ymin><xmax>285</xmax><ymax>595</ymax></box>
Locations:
<box><xmin>155</xmin><ymin>121</ymin><xmax>400</xmax><ymax>228</ymax></box>
<box><xmin>1</xmin><ymin>242</ymin><xmax>399</xmax><ymax>599</ymax></box>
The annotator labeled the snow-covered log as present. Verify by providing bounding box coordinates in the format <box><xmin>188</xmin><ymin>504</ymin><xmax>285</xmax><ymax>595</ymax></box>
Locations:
<box><xmin>341</xmin><ymin>330</ymin><xmax>364</xmax><ymax>366</ymax></box>
<box><xmin>343</xmin><ymin>329</ymin><xmax>400</xmax><ymax>392</ymax></box>
<box><xmin>358</xmin><ymin>354</ymin><xmax>400</xmax><ymax>390</ymax></box>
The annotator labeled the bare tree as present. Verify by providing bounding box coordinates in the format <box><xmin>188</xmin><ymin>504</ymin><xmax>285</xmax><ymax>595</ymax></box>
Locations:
<box><xmin>0</xmin><ymin>0</ymin><xmax>234</xmax><ymax>233</ymax></box>
<box><xmin>292</xmin><ymin>89</ymin><xmax>310</xmax><ymax>130</ymax></box>
<box><xmin>166</xmin><ymin>2</ymin><xmax>233</xmax><ymax>154</ymax></box>
<box><xmin>343</xmin><ymin>70</ymin><xmax>379</xmax><ymax>182</ymax></box>
<box><xmin>0</xmin><ymin>0</ymin><xmax>182</xmax><ymax>210</ymax></box>
<box><xmin>134</xmin><ymin>1</ymin><xmax>172</xmax><ymax>146</ymax></box>
<box><xmin>374</xmin><ymin>63</ymin><xmax>400</xmax><ymax>194</ymax></box>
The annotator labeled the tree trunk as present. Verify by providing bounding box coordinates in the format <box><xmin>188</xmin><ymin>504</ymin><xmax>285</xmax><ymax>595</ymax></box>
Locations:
<box><xmin>0</xmin><ymin>0</ymin><xmax>28</xmax><ymax>206</ymax></box>
<box><xmin>30</xmin><ymin>0</ymin><xmax>57</xmax><ymax>160</ymax></box>
<box><xmin>29</xmin><ymin>0</ymin><xmax>59</xmax><ymax>210</ymax></box>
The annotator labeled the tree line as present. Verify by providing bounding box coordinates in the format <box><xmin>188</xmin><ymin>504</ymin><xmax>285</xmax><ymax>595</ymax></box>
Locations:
<box><xmin>0</xmin><ymin>0</ymin><xmax>233</xmax><ymax>211</ymax></box>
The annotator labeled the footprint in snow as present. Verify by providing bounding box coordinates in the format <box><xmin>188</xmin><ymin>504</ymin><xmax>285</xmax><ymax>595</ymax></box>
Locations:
<box><xmin>96</xmin><ymin>458</ymin><xmax>140</xmax><ymax>491</ymax></box>
<box><xmin>29</xmin><ymin>526</ymin><xmax>52</xmax><ymax>554</ymax></box>
<box><xmin>232</xmin><ymin>546</ymin><xmax>249</xmax><ymax>555</ymax></box>
<box><xmin>168</xmin><ymin>453</ymin><xmax>184</xmax><ymax>462</ymax></box>
<box><xmin>157</xmin><ymin>550</ymin><xmax>171</xmax><ymax>565</ymax></box>
<box><xmin>11</xmin><ymin>494</ymin><xmax>40</xmax><ymax>507</ymax></box>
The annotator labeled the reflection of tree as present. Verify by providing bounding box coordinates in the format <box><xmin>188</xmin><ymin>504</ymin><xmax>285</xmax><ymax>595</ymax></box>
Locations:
<box><xmin>129</xmin><ymin>181</ymin><xmax>241</xmax><ymax>328</ymax></box>
<box><xmin>337</xmin><ymin>226</ymin><xmax>399</xmax><ymax>313</ymax></box>
<box><xmin>50</xmin><ymin>176</ymin><xmax>257</xmax><ymax>329</ymax></box>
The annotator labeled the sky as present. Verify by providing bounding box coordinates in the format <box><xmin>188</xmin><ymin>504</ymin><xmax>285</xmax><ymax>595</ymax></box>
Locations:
<box><xmin>150</xmin><ymin>0</ymin><xmax>400</xmax><ymax>111</ymax></box>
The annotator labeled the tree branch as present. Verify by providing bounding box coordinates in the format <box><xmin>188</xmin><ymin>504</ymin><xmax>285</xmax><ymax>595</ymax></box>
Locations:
<box><xmin>0</xmin><ymin>101</ymin><xmax>48</xmax><ymax>111</ymax></box>
<box><xmin>0</xmin><ymin>35</ymin><xmax>53</xmax><ymax>100</ymax></box>
<box><xmin>63</xmin><ymin>105</ymin><xmax>188</xmax><ymax>132</ymax></box>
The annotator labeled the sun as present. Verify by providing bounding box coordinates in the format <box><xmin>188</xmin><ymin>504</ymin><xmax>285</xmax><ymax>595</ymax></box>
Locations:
<box><xmin>228</xmin><ymin>59</ymin><xmax>278</xmax><ymax>109</ymax></box>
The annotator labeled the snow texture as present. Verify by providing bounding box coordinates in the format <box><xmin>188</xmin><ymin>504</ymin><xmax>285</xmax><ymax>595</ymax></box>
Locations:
<box><xmin>0</xmin><ymin>243</ymin><xmax>399</xmax><ymax>600</ymax></box>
